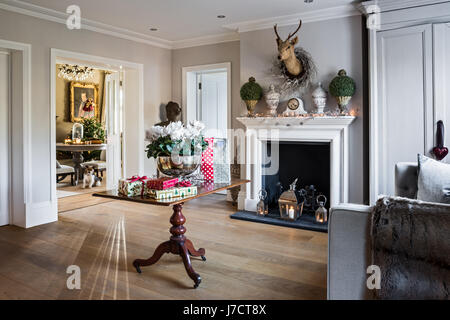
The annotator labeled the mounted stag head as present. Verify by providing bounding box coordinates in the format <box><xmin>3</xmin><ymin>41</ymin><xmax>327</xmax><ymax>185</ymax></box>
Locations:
<box><xmin>274</xmin><ymin>20</ymin><xmax>303</xmax><ymax>76</ymax></box>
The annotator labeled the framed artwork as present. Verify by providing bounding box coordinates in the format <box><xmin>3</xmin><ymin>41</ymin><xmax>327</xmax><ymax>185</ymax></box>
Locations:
<box><xmin>70</xmin><ymin>82</ymin><xmax>99</xmax><ymax>122</ymax></box>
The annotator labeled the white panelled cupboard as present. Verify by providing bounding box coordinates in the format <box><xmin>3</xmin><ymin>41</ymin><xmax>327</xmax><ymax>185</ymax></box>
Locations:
<box><xmin>361</xmin><ymin>1</ymin><xmax>450</xmax><ymax>203</ymax></box>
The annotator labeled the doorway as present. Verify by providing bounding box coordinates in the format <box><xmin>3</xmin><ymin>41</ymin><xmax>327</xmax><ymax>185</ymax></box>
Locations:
<box><xmin>182</xmin><ymin>63</ymin><xmax>231</xmax><ymax>138</ymax></box>
<box><xmin>0</xmin><ymin>49</ymin><xmax>10</xmax><ymax>226</ymax></box>
<box><xmin>182</xmin><ymin>63</ymin><xmax>231</xmax><ymax>195</ymax></box>
<box><xmin>54</xmin><ymin>62</ymin><xmax>121</xmax><ymax>200</ymax></box>
<box><xmin>51</xmin><ymin>49</ymin><xmax>144</xmax><ymax>213</ymax></box>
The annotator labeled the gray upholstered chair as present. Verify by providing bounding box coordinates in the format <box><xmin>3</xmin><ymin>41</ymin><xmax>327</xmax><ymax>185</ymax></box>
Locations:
<box><xmin>327</xmin><ymin>162</ymin><xmax>418</xmax><ymax>300</ymax></box>
<box><xmin>56</xmin><ymin>160</ymin><xmax>75</xmax><ymax>186</ymax></box>
<box><xmin>83</xmin><ymin>150</ymin><xmax>106</xmax><ymax>177</ymax></box>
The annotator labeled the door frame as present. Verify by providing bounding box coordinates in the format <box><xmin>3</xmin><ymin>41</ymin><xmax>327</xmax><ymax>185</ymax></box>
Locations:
<box><xmin>50</xmin><ymin>49</ymin><xmax>144</xmax><ymax>207</ymax></box>
<box><xmin>182</xmin><ymin>62</ymin><xmax>231</xmax><ymax>129</ymax></box>
<box><xmin>0</xmin><ymin>50</ymin><xmax>11</xmax><ymax>226</ymax></box>
<box><xmin>0</xmin><ymin>39</ymin><xmax>31</xmax><ymax>227</ymax></box>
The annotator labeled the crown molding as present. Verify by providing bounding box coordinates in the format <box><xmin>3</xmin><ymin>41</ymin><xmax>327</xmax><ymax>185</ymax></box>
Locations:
<box><xmin>222</xmin><ymin>5</ymin><xmax>361</xmax><ymax>33</ymax></box>
<box><xmin>0</xmin><ymin>0</ymin><xmax>362</xmax><ymax>49</ymax></box>
<box><xmin>358</xmin><ymin>0</ymin><xmax>450</xmax><ymax>13</ymax></box>
<box><xmin>0</xmin><ymin>0</ymin><xmax>173</xmax><ymax>49</ymax></box>
<box><xmin>172</xmin><ymin>32</ymin><xmax>240</xmax><ymax>50</ymax></box>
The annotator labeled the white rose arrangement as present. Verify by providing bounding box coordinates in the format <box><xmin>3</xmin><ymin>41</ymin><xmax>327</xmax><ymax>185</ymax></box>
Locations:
<box><xmin>145</xmin><ymin>121</ymin><xmax>208</xmax><ymax>159</ymax></box>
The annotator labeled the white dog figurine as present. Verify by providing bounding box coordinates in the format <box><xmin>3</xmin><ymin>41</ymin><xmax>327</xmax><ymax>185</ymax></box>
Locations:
<box><xmin>82</xmin><ymin>166</ymin><xmax>102</xmax><ymax>189</ymax></box>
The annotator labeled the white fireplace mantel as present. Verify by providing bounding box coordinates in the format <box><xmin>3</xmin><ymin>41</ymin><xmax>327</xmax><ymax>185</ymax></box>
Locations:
<box><xmin>236</xmin><ymin>116</ymin><xmax>356</xmax><ymax>212</ymax></box>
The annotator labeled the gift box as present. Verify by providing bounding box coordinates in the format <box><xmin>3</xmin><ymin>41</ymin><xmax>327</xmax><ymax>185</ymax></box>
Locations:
<box><xmin>118</xmin><ymin>176</ymin><xmax>150</xmax><ymax>197</ymax></box>
<box><xmin>148</xmin><ymin>186</ymin><xmax>198</xmax><ymax>200</ymax></box>
<box><xmin>201</xmin><ymin>138</ymin><xmax>214</xmax><ymax>181</ymax></box>
<box><xmin>146</xmin><ymin>177</ymin><xmax>178</xmax><ymax>190</ymax></box>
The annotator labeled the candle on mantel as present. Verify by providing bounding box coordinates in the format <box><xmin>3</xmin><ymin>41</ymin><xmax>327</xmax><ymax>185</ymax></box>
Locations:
<box><xmin>73</xmin><ymin>138</ymin><xmax>82</xmax><ymax>144</ymax></box>
<box><xmin>288</xmin><ymin>206</ymin><xmax>295</xmax><ymax>220</ymax></box>
<box><xmin>64</xmin><ymin>138</ymin><xmax>72</xmax><ymax>144</ymax></box>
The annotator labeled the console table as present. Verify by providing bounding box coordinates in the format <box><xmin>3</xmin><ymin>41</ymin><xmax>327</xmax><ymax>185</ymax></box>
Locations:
<box><xmin>93</xmin><ymin>179</ymin><xmax>250</xmax><ymax>288</ymax></box>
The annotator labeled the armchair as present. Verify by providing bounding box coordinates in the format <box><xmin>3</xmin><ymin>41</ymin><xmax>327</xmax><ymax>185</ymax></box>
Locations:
<box><xmin>327</xmin><ymin>162</ymin><xmax>418</xmax><ymax>300</ymax></box>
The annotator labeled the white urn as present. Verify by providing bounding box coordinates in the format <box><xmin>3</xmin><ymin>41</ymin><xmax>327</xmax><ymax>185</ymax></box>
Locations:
<box><xmin>265</xmin><ymin>84</ymin><xmax>281</xmax><ymax>116</ymax></box>
<box><xmin>312</xmin><ymin>82</ymin><xmax>327</xmax><ymax>114</ymax></box>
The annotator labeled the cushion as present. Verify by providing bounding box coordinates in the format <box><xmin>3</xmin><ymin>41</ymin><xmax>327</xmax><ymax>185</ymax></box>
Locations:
<box><xmin>56</xmin><ymin>165</ymin><xmax>74</xmax><ymax>175</ymax></box>
<box><xmin>417</xmin><ymin>154</ymin><xmax>450</xmax><ymax>204</ymax></box>
<box><xmin>83</xmin><ymin>161</ymin><xmax>106</xmax><ymax>170</ymax></box>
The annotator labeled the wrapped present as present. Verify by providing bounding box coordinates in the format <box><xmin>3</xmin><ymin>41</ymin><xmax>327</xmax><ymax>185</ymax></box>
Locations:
<box><xmin>118</xmin><ymin>176</ymin><xmax>150</xmax><ymax>197</ymax></box>
<box><xmin>146</xmin><ymin>177</ymin><xmax>178</xmax><ymax>190</ymax></box>
<box><xmin>177</xmin><ymin>180</ymin><xmax>192</xmax><ymax>187</ymax></box>
<box><xmin>213</xmin><ymin>138</ymin><xmax>231</xmax><ymax>183</ymax></box>
<box><xmin>148</xmin><ymin>186</ymin><xmax>198</xmax><ymax>200</ymax></box>
<box><xmin>201</xmin><ymin>138</ymin><xmax>214</xmax><ymax>181</ymax></box>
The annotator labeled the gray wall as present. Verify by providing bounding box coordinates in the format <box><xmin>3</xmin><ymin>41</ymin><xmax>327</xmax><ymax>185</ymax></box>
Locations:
<box><xmin>172</xmin><ymin>41</ymin><xmax>241</xmax><ymax>129</ymax></box>
<box><xmin>240</xmin><ymin>16</ymin><xmax>367</xmax><ymax>204</ymax></box>
<box><xmin>0</xmin><ymin>9</ymin><xmax>172</xmax><ymax>204</ymax></box>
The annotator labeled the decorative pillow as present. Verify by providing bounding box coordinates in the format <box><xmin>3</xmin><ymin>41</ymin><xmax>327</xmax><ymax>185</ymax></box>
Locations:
<box><xmin>417</xmin><ymin>154</ymin><xmax>450</xmax><ymax>204</ymax></box>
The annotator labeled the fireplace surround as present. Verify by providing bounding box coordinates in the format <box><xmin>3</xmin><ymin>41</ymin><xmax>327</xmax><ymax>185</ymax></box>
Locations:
<box><xmin>236</xmin><ymin>116</ymin><xmax>356</xmax><ymax>212</ymax></box>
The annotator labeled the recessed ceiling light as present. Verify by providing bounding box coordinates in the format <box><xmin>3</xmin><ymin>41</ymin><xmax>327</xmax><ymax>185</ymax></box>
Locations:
<box><xmin>149</xmin><ymin>27</ymin><xmax>158</xmax><ymax>31</ymax></box>
<box><xmin>217</xmin><ymin>15</ymin><xmax>226</xmax><ymax>19</ymax></box>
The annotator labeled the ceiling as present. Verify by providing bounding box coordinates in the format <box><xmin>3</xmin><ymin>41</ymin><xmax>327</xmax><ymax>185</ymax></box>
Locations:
<box><xmin>18</xmin><ymin>0</ymin><xmax>357</xmax><ymax>42</ymax></box>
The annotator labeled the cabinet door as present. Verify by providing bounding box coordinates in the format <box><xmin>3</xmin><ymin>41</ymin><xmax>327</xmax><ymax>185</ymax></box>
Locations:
<box><xmin>375</xmin><ymin>24</ymin><xmax>433</xmax><ymax>197</ymax></box>
<box><xmin>433</xmin><ymin>22</ymin><xmax>450</xmax><ymax>164</ymax></box>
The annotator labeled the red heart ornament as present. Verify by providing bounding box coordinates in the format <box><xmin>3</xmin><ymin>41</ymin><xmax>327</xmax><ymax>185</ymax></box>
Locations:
<box><xmin>433</xmin><ymin>146</ymin><xmax>448</xmax><ymax>161</ymax></box>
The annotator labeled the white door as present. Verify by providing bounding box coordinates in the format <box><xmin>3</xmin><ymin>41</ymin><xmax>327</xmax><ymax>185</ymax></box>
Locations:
<box><xmin>375</xmin><ymin>24</ymin><xmax>434</xmax><ymax>197</ymax></box>
<box><xmin>433</xmin><ymin>22</ymin><xmax>450</xmax><ymax>164</ymax></box>
<box><xmin>197</xmin><ymin>71</ymin><xmax>228</xmax><ymax>138</ymax></box>
<box><xmin>105</xmin><ymin>72</ymin><xmax>122</xmax><ymax>190</ymax></box>
<box><xmin>0</xmin><ymin>51</ymin><xmax>10</xmax><ymax>226</ymax></box>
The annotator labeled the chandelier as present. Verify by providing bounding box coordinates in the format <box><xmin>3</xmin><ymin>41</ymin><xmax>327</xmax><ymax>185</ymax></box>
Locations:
<box><xmin>58</xmin><ymin>64</ymin><xmax>94</xmax><ymax>81</ymax></box>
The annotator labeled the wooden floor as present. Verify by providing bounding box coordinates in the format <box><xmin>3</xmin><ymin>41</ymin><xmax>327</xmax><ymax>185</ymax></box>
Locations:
<box><xmin>0</xmin><ymin>194</ymin><xmax>328</xmax><ymax>300</ymax></box>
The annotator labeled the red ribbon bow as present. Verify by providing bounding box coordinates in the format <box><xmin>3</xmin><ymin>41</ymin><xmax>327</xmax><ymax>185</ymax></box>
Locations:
<box><xmin>128</xmin><ymin>175</ymin><xmax>148</xmax><ymax>197</ymax></box>
<box><xmin>128</xmin><ymin>175</ymin><xmax>148</xmax><ymax>182</ymax></box>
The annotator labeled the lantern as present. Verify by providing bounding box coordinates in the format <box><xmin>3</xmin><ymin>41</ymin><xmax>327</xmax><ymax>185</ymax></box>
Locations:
<box><xmin>279</xmin><ymin>178</ymin><xmax>303</xmax><ymax>221</ymax></box>
<box><xmin>256</xmin><ymin>190</ymin><xmax>268</xmax><ymax>216</ymax></box>
<box><xmin>315</xmin><ymin>195</ymin><xmax>328</xmax><ymax>224</ymax></box>
<box><xmin>72</xmin><ymin>123</ymin><xmax>84</xmax><ymax>144</ymax></box>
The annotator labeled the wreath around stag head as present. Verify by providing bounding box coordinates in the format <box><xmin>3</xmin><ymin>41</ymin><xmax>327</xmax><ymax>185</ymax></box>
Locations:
<box><xmin>271</xmin><ymin>20</ymin><xmax>317</xmax><ymax>96</ymax></box>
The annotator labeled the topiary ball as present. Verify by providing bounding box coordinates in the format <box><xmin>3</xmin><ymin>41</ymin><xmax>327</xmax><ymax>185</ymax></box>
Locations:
<box><xmin>329</xmin><ymin>69</ymin><xmax>356</xmax><ymax>97</ymax></box>
<box><xmin>240</xmin><ymin>77</ymin><xmax>263</xmax><ymax>101</ymax></box>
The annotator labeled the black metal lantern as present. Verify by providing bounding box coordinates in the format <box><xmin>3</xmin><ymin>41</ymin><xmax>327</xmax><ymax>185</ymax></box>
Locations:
<box><xmin>256</xmin><ymin>190</ymin><xmax>268</xmax><ymax>216</ymax></box>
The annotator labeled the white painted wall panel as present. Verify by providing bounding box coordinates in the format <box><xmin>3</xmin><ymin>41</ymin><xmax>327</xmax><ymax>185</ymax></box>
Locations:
<box><xmin>377</xmin><ymin>24</ymin><xmax>434</xmax><ymax>196</ymax></box>
<box><xmin>433</xmin><ymin>22</ymin><xmax>450</xmax><ymax>164</ymax></box>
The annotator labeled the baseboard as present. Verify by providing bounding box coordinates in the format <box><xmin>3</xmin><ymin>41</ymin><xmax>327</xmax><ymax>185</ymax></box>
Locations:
<box><xmin>25</xmin><ymin>200</ymin><xmax>58</xmax><ymax>228</ymax></box>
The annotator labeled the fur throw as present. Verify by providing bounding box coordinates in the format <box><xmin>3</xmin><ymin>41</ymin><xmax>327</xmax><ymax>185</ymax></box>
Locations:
<box><xmin>371</xmin><ymin>197</ymin><xmax>450</xmax><ymax>300</ymax></box>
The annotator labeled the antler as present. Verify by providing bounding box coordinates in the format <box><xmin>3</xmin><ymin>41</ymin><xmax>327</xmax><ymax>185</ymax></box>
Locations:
<box><xmin>287</xmin><ymin>20</ymin><xmax>302</xmax><ymax>40</ymax></box>
<box><xmin>273</xmin><ymin>24</ymin><xmax>281</xmax><ymax>41</ymax></box>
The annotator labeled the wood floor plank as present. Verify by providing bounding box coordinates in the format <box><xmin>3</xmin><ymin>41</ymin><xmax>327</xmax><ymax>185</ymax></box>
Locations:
<box><xmin>0</xmin><ymin>194</ymin><xmax>328</xmax><ymax>300</ymax></box>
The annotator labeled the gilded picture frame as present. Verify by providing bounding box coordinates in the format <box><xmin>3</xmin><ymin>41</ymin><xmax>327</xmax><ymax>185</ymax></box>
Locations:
<box><xmin>70</xmin><ymin>82</ymin><xmax>99</xmax><ymax>122</ymax></box>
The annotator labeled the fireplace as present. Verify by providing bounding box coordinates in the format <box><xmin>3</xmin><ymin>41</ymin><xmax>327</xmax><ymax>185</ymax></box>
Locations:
<box><xmin>262</xmin><ymin>141</ymin><xmax>331</xmax><ymax>215</ymax></box>
<box><xmin>236</xmin><ymin>116</ymin><xmax>356</xmax><ymax>213</ymax></box>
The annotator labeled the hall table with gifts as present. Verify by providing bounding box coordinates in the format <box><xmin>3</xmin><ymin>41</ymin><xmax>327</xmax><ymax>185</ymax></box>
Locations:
<box><xmin>93</xmin><ymin>178</ymin><xmax>250</xmax><ymax>289</ymax></box>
